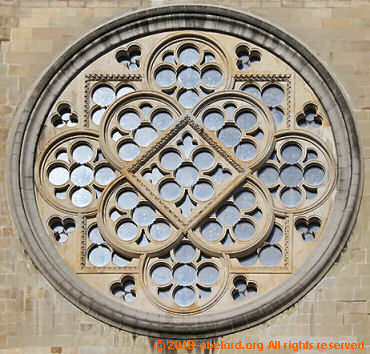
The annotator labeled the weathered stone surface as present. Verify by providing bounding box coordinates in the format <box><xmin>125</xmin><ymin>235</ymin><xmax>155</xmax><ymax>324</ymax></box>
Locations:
<box><xmin>0</xmin><ymin>0</ymin><xmax>369</xmax><ymax>352</ymax></box>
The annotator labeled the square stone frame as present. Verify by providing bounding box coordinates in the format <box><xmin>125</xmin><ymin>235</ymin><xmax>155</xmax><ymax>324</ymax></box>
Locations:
<box><xmin>5</xmin><ymin>5</ymin><xmax>363</xmax><ymax>339</ymax></box>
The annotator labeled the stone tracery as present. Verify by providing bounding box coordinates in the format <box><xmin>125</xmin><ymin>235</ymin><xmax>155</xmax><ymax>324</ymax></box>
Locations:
<box><xmin>9</xmin><ymin>6</ymin><xmax>359</xmax><ymax>338</ymax></box>
<box><xmin>35</xmin><ymin>33</ymin><xmax>337</xmax><ymax>315</ymax></box>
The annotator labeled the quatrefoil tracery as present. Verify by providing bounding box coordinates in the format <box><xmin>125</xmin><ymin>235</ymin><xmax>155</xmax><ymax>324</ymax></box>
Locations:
<box><xmin>38</xmin><ymin>93</ymin><xmax>333</xmax><ymax>311</ymax></box>
<box><xmin>257</xmin><ymin>133</ymin><xmax>334</xmax><ymax>212</ymax></box>
<box><xmin>144</xmin><ymin>241</ymin><xmax>227</xmax><ymax>314</ymax></box>
<box><xmin>37</xmin><ymin>131</ymin><xmax>117</xmax><ymax>214</ymax></box>
<box><xmin>99</xmin><ymin>91</ymin><xmax>182</xmax><ymax>170</ymax></box>
<box><xmin>147</xmin><ymin>34</ymin><xmax>230</xmax><ymax>109</ymax></box>
<box><xmin>36</xmin><ymin>33</ymin><xmax>336</xmax><ymax>315</ymax></box>
<box><xmin>132</xmin><ymin>118</ymin><xmax>246</xmax><ymax>228</ymax></box>
<box><xmin>192</xmin><ymin>91</ymin><xmax>275</xmax><ymax>169</ymax></box>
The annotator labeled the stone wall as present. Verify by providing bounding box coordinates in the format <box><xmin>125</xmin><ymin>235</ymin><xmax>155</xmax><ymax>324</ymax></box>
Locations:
<box><xmin>0</xmin><ymin>0</ymin><xmax>369</xmax><ymax>353</ymax></box>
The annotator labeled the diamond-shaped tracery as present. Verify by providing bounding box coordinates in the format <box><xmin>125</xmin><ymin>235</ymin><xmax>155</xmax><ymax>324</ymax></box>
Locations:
<box><xmin>126</xmin><ymin>117</ymin><xmax>246</xmax><ymax>230</ymax></box>
<box><xmin>34</xmin><ymin>30</ymin><xmax>338</xmax><ymax>318</ymax></box>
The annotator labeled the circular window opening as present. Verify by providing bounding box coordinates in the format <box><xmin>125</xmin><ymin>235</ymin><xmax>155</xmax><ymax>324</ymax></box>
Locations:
<box><xmin>8</xmin><ymin>5</ymin><xmax>362</xmax><ymax>338</ymax></box>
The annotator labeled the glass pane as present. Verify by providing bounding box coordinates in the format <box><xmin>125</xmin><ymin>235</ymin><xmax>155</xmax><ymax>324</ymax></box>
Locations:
<box><xmin>178</xmin><ymin>47</ymin><xmax>200</xmax><ymax>65</ymax></box>
<box><xmin>112</xmin><ymin>253</ymin><xmax>131</xmax><ymax>267</ymax></box>
<box><xmin>239</xmin><ymin>252</ymin><xmax>258</xmax><ymax>266</ymax></box>
<box><xmin>281</xmin><ymin>144</ymin><xmax>302</xmax><ymax>163</ymax></box>
<box><xmin>204</xmin><ymin>53</ymin><xmax>215</xmax><ymax>63</ymax></box>
<box><xmin>149</xmin><ymin>221</ymin><xmax>171</xmax><ymax>241</ymax></box>
<box><xmin>117</xmin><ymin>221</ymin><xmax>138</xmax><ymax>241</ymax></box>
<box><xmin>72</xmin><ymin>144</ymin><xmax>93</xmax><ymax>163</ymax></box>
<box><xmin>70</xmin><ymin>166</ymin><xmax>93</xmax><ymax>187</ymax></box>
<box><xmin>242</xmin><ymin>85</ymin><xmax>260</xmax><ymax>98</ymax></box>
<box><xmin>193</xmin><ymin>182</ymin><xmax>214</xmax><ymax>201</ymax></box>
<box><xmin>201</xmin><ymin>68</ymin><xmax>222</xmax><ymax>87</ymax></box>
<box><xmin>280</xmin><ymin>165</ymin><xmax>303</xmax><ymax>186</ymax></box>
<box><xmin>270</xmin><ymin>107</ymin><xmax>284</xmax><ymax>125</ymax></box>
<box><xmin>234</xmin><ymin>191</ymin><xmax>256</xmax><ymax>210</ymax></box>
<box><xmin>178</xmin><ymin>90</ymin><xmax>199</xmax><ymax>109</ymax></box>
<box><xmin>201</xmin><ymin>221</ymin><xmax>222</xmax><ymax>241</ymax></box>
<box><xmin>235</xmin><ymin>279</ymin><xmax>246</xmax><ymax>292</ymax></box>
<box><xmin>160</xmin><ymin>151</ymin><xmax>182</xmax><ymax>170</ymax></box>
<box><xmin>178</xmin><ymin>134</ymin><xmax>197</xmax><ymax>158</ymax></box>
<box><xmin>89</xmin><ymin>245</ymin><xmax>111</xmax><ymax>266</ymax></box>
<box><xmin>134</xmin><ymin>126</ymin><xmax>158</xmax><ymax>147</ymax></box>
<box><xmin>246</xmin><ymin>284</ymin><xmax>257</xmax><ymax>296</ymax></box>
<box><xmin>210</xmin><ymin>166</ymin><xmax>232</xmax><ymax>184</ymax></box>
<box><xmin>267</xmin><ymin>225</ymin><xmax>283</xmax><ymax>243</ymax></box>
<box><xmin>133</xmin><ymin>205</ymin><xmax>156</xmax><ymax>226</ymax></box>
<box><xmin>119</xmin><ymin>142</ymin><xmax>139</xmax><ymax>161</ymax></box>
<box><xmin>155</xmin><ymin>68</ymin><xmax>176</xmax><ymax>87</ymax></box>
<box><xmin>235</xmin><ymin>142</ymin><xmax>256</xmax><ymax>161</ymax></box>
<box><xmin>95</xmin><ymin>167</ymin><xmax>115</xmax><ymax>185</ymax></box>
<box><xmin>178</xmin><ymin>193</ymin><xmax>196</xmax><ymax>217</ymax></box>
<box><xmin>178</xmin><ymin>68</ymin><xmax>200</xmax><ymax>88</ymax></box>
<box><xmin>159</xmin><ymin>181</ymin><xmax>181</xmax><ymax>201</ymax></box>
<box><xmin>304</xmin><ymin>166</ymin><xmax>325</xmax><ymax>186</ymax></box>
<box><xmin>234</xmin><ymin>221</ymin><xmax>255</xmax><ymax>240</ymax></box>
<box><xmin>163</xmin><ymin>53</ymin><xmax>175</xmax><ymax>63</ymax></box>
<box><xmin>221</xmin><ymin>231</ymin><xmax>234</xmax><ymax>246</ymax></box>
<box><xmin>151</xmin><ymin>111</ymin><xmax>173</xmax><ymax>130</ymax></box>
<box><xmin>137</xmin><ymin>233</ymin><xmax>150</xmax><ymax>246</ymax></box>
<box><xmin>199</xmin><ymin>287</ymin><xmax>211</xmax><ymax>299</ymax></box>
<box><xmin>306</xmin><ymin>150</ymin><xmax>318</xmax><ymax>160</ymax></box>
<box><xmin>175</xmin><ymin>244</ymin><xmax>196</xmax><ymax>263</ymax></box>
<box><xmin>193</xmin><ymin>151</ymin><xmax>214</xmax><ymax>170</ymax></box>
<box><xmin>92</xmin><ymin>108</ymin><xmax>105</xmax><ymax>125</ymax></box>
<box><xmin>117</xmin><ymin>190</ymin><xmax>139</xmax><ymax>210</ymax></box>
<box><xmin>261</xmin><ymin>85</ymin><xmax>284</xmax><ymax>107</ymax></box>
<box><xmin>49</xmin><ymin>166</ymin><xmax>69</xmax><ymax>186</ymax></box>
<box><xmin>116</xmin><ymin>85</ymin><xmax>135</xmax><ymax>98</ymax></box>
<box><xmin>174</xmin><ymin>264</ymin><xmax>196</xmax><ymax>285</ymax></box>
<box><xmin>56</xmin><ymin>151</ymin><xmax>69</xmax><ymax>162</ymax></box>
<box><xmin>175</xmin><ymin>166</ymin><xmax>199</xmax><ymax>187</ymax></box>
<box><xmin>224</xmin><ymin>103</ymin><xmax>237</xmax><ymax>116</ymax></box>
<box><xmin>124</xmin><ymin>292</ymin><xmax>136</xmax><ymax>302</ymax></box>
<box><xmin>174</xmin><ymin>287</ymin><xmax>196</xmax><ymax>307</ymax></box>
<box><xmin>140</xmin><ymin>104</ymin><xmax>152</xmax><ymax>118</ymax></box>
<box><xmin>218</xmin><ymin>126</ymin><xmax>241</xmax><ymax>147</ymax></box>
<box><xmin>198</xmin><ymin>266</ymin><xmax>219</xmax><ymax>285</ymax></box>
<box><xmin>71</xmin><ymin>188</ymin><xmax>92</xmax><ymax>207</ymax></box>
<box><xmin>281</xmin><ymin>188</ymin><xmax>302</xmax><ymax>207</ymax></box>
<box><xmin>203</xmin><ymin>111</ymin><xmax>224</xmax><ymax>130</ymax></box>
<box><xmin>258</xmin><ymin>166</ymin><xmax>279</xmax><ymax>185</ymax></box>
<box><xmin>235</xmin><ymin>111</ymin><xmax>257</xmax><ymax>130</ymax></box>
<box><xmin>119</xmin><ymin>111</ymin><xmax>140</xmax><ymax>130</ymax></box>
<box><xmin>89</xmin><ymin>226</ymin><xmax>104</xmax><ymax>244</ymax></box>
<box><xmin>259</xmin><ymin>245</ymin><xmax>283</xmax><ymax>266</ymax></box>
<box><xmin>233</xmin><ymin>291</ymin><xmax>244</xmax><ymax>301</ymax></box>
<box><xmin>216</xmin><ymin>205</ymin><xmax>241</xmax><ymax>226</ymax></box>
<box><xmin>151</xmin><ymin>265</ymin><xmax>172</xmax><ymax>285</ymax></box>
<box><xmin>92</xmin><ymin>86</ymin><xmax>115</xmax><ymax>107</ymax></box>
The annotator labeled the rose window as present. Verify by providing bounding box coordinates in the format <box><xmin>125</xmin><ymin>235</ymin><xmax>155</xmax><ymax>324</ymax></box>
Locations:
<box><xmin>11</xmin><ymin>6</ymin><xmax>361</xmax><ymax>338</ymax></box>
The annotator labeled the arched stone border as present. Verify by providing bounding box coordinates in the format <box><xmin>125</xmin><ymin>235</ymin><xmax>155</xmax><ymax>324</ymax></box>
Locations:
<box><xmin>6</xmin><ymin>5</ymin><xmax>363</xmax><ymax>338</ymax></box>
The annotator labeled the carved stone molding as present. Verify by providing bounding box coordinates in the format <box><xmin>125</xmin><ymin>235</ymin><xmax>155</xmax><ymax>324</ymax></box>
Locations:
<box><xmin>6</xmin><ymin>5</ymin><xmax>362</xmax><ymax>338</ymax></box>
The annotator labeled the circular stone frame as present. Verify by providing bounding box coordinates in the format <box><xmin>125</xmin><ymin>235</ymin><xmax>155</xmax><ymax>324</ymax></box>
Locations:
<box><xmin>6</xmin><ymin>5</ymin><xmax>363</xmax><ymax>338</ymax></box>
